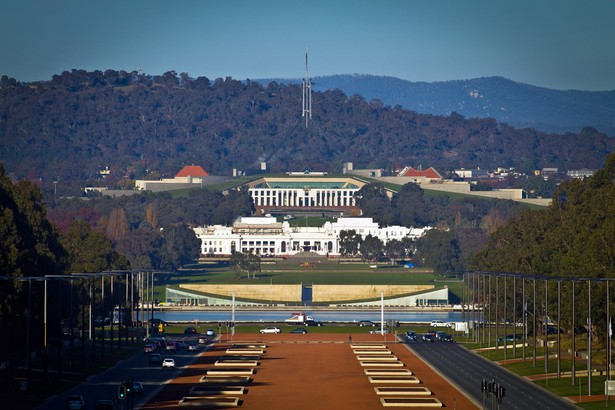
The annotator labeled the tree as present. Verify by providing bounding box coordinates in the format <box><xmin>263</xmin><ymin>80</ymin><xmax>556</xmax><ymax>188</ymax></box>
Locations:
<box><xmin>416</xmin><ymin>229</ymin><xmax>461</xmax><ymax>273</ymax></box>
<box><xmin>385</xmin><ymin>239</ymin><xmax>406</xmax><ymax>263</ymax></box>
<box><xmin>61</xmin><ymin>220</ymin><xmax>130</xmax><ymax>273</ymax></box>
<box><xmin>360</xmin><ymin>234</ymin><xmax>384</xmax><ymax>261</ymax></box>
<box><xmin>391</xmin><ymin>183</ymin><xmax>430</xmax><ymax>226</ymax></box>
<box><xmin>229</xmin><ymin>251</ymin><xmax>261</xmax><ymax>279</ymax></box>
<box><xmin>339</xmin><ymin>230</ymin><xmax>361</xmax><ymax>257</ymax></box>
<box><xmin>158</xmin><ymin>224</ymin><xmax>201</xmax><ymax>270</ymax></box>
<box><xmin>354</xmin><ymin>184</ymin><xmax>393</xmax><ymax>226</ymax></box>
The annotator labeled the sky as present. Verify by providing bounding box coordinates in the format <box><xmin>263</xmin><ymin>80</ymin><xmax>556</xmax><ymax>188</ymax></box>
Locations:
<box><xmin>2</xmin><ymin>0</ymin><xmax>615</xmax><ymax>91</ymax></box>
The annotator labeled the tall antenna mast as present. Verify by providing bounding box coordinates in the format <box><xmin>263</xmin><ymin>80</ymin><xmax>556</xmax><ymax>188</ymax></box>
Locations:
<box><xmin>302</xmin><ymin>47</ymin><xmax>312</xmax><ymax>128</ymax></box>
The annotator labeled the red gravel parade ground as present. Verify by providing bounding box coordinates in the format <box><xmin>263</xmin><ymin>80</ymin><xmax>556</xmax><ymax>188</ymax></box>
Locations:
<box><xmin>141</xmin><ymin>333</ymin><xmax>479</xmax><ymax>409</ymax></box>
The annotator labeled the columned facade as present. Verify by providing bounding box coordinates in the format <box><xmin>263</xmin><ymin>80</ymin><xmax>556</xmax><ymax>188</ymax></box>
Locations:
<box><xmin>193</xmin><ymin>217</ymin><xmax>431</xmax><ymax>257</ymax></box>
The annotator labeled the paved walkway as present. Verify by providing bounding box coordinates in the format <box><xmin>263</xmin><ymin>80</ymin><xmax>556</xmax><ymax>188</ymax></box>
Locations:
<box><xmin>141</xmin><ymin>333</ymin><xmax>479</xmax><ymax>409</ymax></box>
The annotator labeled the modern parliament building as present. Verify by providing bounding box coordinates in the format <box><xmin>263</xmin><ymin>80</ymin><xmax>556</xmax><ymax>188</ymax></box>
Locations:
<box><xmin>245</xmin><ymin>175</ymin><xmax>374</xmax><ymax>216</ymax></box>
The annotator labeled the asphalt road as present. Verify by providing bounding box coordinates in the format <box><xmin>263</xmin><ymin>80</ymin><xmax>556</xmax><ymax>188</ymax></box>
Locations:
<box><xmin>35</xmin><ymin>335</ymin><xmax>209</xmax><ymax>410</ymax></box>
<box><xmin>402</xmin><ymin>338</ymin><xmax>578</xmax><ymax>410</ymax></box>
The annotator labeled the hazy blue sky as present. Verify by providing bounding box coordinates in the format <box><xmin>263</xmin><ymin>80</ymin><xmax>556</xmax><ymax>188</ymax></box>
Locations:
<box><xmin>2</xmin><ymin>0</ymin><xmax>614</xmax><ymax>90</ymax></box>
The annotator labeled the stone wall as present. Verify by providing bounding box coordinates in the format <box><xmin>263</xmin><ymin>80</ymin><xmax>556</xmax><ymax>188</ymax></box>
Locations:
<box><xmin>312</xmin><ymin>284</ymin><xmax>434</xmax><ymax>303</ymax></box>
<box><xmin>180</xmin><ymin>284</ymin><xmax>302</xmax><ymax>302</ymax></box>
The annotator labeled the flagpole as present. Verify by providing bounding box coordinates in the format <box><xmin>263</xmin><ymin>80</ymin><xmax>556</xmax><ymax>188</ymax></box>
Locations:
<box><xmin>608</xmin><ymin>281</ymin><xmax>611</xmax><ymax>381</ymax></box>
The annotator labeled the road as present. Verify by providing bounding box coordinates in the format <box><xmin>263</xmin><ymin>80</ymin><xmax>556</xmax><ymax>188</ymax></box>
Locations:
<box><xmin>403</xmin><ymin>338</ymin><xmax>578</xmax><ymax>410</ymax></box>
<box><xmin>35</xmin><ymin>335</ymin><xmax>210</xmax><ymax>410</ymax></box>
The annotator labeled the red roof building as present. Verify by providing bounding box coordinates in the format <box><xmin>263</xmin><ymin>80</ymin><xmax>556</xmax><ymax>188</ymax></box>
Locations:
<box><xmin>176</xmin><ymin>165</ymin><xmax>209</xmax><ymax>178</ymax></box>
<box><xmin>398</xmin><ymin>166</ymin><xmax>442</xmax><ymax>180</ymax></box>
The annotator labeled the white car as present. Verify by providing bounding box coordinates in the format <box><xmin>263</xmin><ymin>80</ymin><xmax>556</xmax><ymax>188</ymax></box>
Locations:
<box><xmin>162</xmin><ymin>358</ymin><xmax>175</xmax><ymax>368</ymax></box>
<box><xmin>259</xmin><ymin>327</ymin><xmax>281</xmax><ymax>334</ymax></box>
<box><xmin>430</xmin><ymin>320</ymin><xmax>450</xmax><ymax>328</ymax></box>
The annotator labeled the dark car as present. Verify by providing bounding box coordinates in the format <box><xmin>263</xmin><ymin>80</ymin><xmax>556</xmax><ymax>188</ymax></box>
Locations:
<box><xmin>148</xmin><ymin>353</ymin><xmax>163</xmax><ymax>365</ymax></box>
<box><xmin>132</xmin><ymin>381</ymin><xmax>144</xmax><ymax>395</ymax></box>
<box><xmin>66</xmin><ymin>395</ymin><xmax>86</xmax><ymax>410</ymax></box>
<box><xmin>435</xmin><ymin>331</ymin><xmax>453</xmax><ymax>342</ymax></box>
<box><xmin>358</xmin><ymin>320</ymin><xmax>376</xmax><ymax>327</ymax></box>
<box><xmin>304</xmin><ymin>320</ymin><xmax>323</xmax><ymax>326</ymax></box>
<box><xmin>422</xmin><ymin>333</ymin><xmax>435</xmax><ymax>342</ymax></box>
<box><xmin>290</xmin><ymin>327</ymin><xmax>308</xmax><ymax>334</ymax></box>
<box><xmin>184</xmin><ymin>327</ymin><xmax>197</xmax><ymax>335</ymax></box>
<box><xmin>405</xmin><ymin>331</ymin><xmax>417</xmax><ymax>341</ymax></box>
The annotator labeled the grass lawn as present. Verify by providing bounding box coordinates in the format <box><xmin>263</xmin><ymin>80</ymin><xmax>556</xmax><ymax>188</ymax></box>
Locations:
<box><xmin>157</xmin><ymin>262</ymin><xmax>463</xmax><ymax>303</ymax></box>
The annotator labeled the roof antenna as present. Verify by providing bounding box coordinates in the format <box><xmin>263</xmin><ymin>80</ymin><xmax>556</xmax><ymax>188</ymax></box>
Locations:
<box><xmin>302</xmin><ymin>47</ymin><xmax>312</xmax><ymax>128</ymax></box>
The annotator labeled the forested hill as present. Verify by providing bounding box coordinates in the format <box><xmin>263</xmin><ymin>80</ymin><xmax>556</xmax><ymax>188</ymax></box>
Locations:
<box><xmin>0</xmin><ymin>71</ymin><xmax>614</xmax><ymax>189</ymax></box>
<box><xmin>258</xmin><ymin>74</ymin><xmax>615</xmax><ymax>136</ymax></box>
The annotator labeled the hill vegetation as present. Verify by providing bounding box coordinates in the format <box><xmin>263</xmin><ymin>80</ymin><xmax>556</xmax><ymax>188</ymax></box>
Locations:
<box><xmin>261</xmin><ymin>74</ymin><xmax>615</xmax><ymax>135</ymax></box>
<box><xmin>1</xmin><ymin>70</ymin><xmax>614</xmax><ymax>197</ymax></box>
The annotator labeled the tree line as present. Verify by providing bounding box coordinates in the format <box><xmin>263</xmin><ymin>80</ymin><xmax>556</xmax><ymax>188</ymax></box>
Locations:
<box><xmin>1</xmin><ymin>70</ymin><xmax>613</xmax><ymax>198</ymax></box>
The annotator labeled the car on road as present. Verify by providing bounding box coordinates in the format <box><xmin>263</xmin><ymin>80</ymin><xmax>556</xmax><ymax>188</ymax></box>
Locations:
<box><xmin>94</xmin><ymin>399</ymin><xmax>115</xmax><ymax>410</ymax></box>
<box><xmin>132</xmin><ymin>381</ymin><xmax>144</xmax><ymax>395</ymax></box>
<box><xmin>260</xmin><ymin>326</ymin><xmax>281</xmax><ymax>334</ymax></box>
<box><xmin>184</xmin><ymin>326</ymin><xmax>197</xmax><ymax>335</ymax></box>
<box><xmin>290</xmin><ymin>327</ymin><xmax>308</xmax><ymax>334</ymax></box>
<box><xmin>369</xmin><ymin>327</ymin><xmax>389</xmax><ymax>334</ymax></box>
<box><xmin>66</xmin><ymin>395</ymin><xmax>86</xmax><ymax>410</ymax></box>
<box><xmin>422</xmin><ymin>333</ymin><xmax>435</xmax><ymax>342</ymax></box>
<box><xmin>162</xmin><ymin>358</ymin><xmax>176</xmax><ymax>368</ymax></box>
<box><xmin>358</xmin><ymin>320</ymin><xmax>376</xmax><ymax>327</ymax></box>
<box><xmin>187</xmin><ymin>342</ymin><xmax>199</xmax><ymax>351</ymax></box>
<box><xmin>148</xmin><ymin>353</ymin><xmax>163</xmax><ymax>365</ymax></box>
<box><xmin>143</xmin><ymin>343</ymin><xmax>157</xmax><ymax>353</ymax></box>
<box><xmin>206</xmin><ymin>328</ymin><xmax>216</xmax><ymax>337</ymax></box>
<box><xmin>435</xmin><ymin>331</ymin><xmax>453</xmax><ymax>342</ymax></box>
<box><xmin>430</xmin><ymin>320</ymin><xmax>450</xmax><ymax>328</ymax></box>
<box><xmin>405</xmin><ymin>331</ymin><xmax>418</xmax><ymax>341</ymax></box>
<box><xmin>304</xmin><ymin>320</ymin><xmax>323</xmax><ymax>326</ymax></box>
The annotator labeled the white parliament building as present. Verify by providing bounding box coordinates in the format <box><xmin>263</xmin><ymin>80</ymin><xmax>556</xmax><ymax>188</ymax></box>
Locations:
<box><xmin>193</xmin><ymin>217</ymin><xmax>431</xmax><ymax>257</ymax></box>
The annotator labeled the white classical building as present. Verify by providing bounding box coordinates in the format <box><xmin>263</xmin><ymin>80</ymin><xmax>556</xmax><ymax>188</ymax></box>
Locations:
<box><xmin>193</xmin><ymin>217</ymin><xmax>431</xmax><ymax>257</ymax></box>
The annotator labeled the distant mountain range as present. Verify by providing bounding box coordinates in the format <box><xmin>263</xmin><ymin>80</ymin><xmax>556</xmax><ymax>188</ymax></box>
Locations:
<box><xmin>255</xmin><ymin>75</ymin><xmax>615</xmax><ymax>136</ymax></box>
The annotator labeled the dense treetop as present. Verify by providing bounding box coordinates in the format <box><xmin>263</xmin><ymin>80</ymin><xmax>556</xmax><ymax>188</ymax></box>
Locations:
<box><xmin>474</xmin><ymin>152</ymin><xmax>615</xmax><ymax>279</ymax></box>
<box><xmin>1</xmin><ymin>70</ymin><xmax>613</xmax><ymax>194</ymax></box>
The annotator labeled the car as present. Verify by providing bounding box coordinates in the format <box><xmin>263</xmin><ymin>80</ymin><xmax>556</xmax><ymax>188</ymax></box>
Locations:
<box><xmin>260</xmin><ymin>327</ymin><xmax>281</xmax><ymax>334</ymax></box>
<box><xmin>422</xmin><ymin>333</ymin><xmax>435</xmax><ymax>342</ymax></box>
<box><xmin>304</xmin><ymin>320</ymin><xmax>323</xmax><ymax>326</ymax></box>
<box><xmin>94</xmin><ymin>399</ymin><xmax>115</xmax><ymax>410</ymax></box>
<box><xmin>148</xmin><ymin>353</ymin><xmax>163</xmax><ymax>365</ymax></box>
<box><xmin>405</xmin><ymin>331</ymin><xmax>418</xmax><ymax>341</ymax></box>
<box><xmin>132</xmin><ymin>381</ymin><xmax>144</xmax><ymax>395</ymax></box>
<box><xmin>205</xmin><ymin>329</ymin><xmax>216</xmax><ymax>337</ymax></box>
<box><xmin>358</xmin><ymin>320</ymin><xmax>376</xmax><ymax>327</ymax></box>
<box><xmin>187</xmin><ymin>343</ymin><xmax>199</xmax><ymax>351</ymax></box>
<box><xmin>184</xmin><ymin>327</ymin><xmax>197</xmax><ymax>335</ymax></box>
<box><xmin>198</xmin><ymin>336</ymin><xmax>208</xmax><ymax>344</ymax></box>
<box><xmin>66</xmin><ymin>395</ymin><xmax>86</xmax><ymax>410</ymax></box>
<box><xmin>162</xmin><ymin>358</ymin><xmax>175</xmax><ymax>368</ymax></box>
<box><xmin>435</xmin><ymin>331</ymin><xmax>453</xmax><ymax>342</ymax></box>
<box><xmin>165</xmin><ymin>342</ymin><xmax>177</xmax><ymax>351</ymax></box>
<box><xmin>175</xmin><ymin>340</ymin><xmax>186</xmax><ymax>350</ymax></box>
<box><xmin>143</xmin><ymin>343</ymin><xmax>157</xmax><ymax>353</ymax></box>
<box><xmin>290</xmin><ymin>327</ymin><xmax>308</xmax><ymax>334</ymax></box>
<box><xmin>369</xmin><ymin>327</ymin><xmax>389</xmax><ymax>334</ymax></box>
<box><xmin>430</xmin><ymin>320</ymin><xmax>450</xmax><ymax>328</ymax></box>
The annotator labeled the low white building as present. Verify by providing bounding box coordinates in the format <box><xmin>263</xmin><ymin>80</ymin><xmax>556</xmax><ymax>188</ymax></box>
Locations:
<box><xmin>193</xmin><ymin>217</ymin><xmax>431</xmax><ymax>257</ymax></box>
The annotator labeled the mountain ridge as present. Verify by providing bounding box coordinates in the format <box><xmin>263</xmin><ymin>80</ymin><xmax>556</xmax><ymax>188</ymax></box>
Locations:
<box><xmin>255</xmin><ymin>74</ymin><xmax>615</xmax><ymax>136</ymax></box>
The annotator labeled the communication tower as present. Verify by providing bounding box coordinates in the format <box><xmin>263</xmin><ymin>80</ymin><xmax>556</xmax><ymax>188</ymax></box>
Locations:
<box><xmin>302</xmin><ymin>47</ymin><xmax>312</xmax><ymax>128</ymax></box>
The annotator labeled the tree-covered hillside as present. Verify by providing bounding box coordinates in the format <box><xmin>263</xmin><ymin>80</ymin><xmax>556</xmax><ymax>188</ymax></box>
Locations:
<box><xmin>1</xmin><ymin>71</ymin><xmax>613</xmax><ymax>196</ymax></box>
